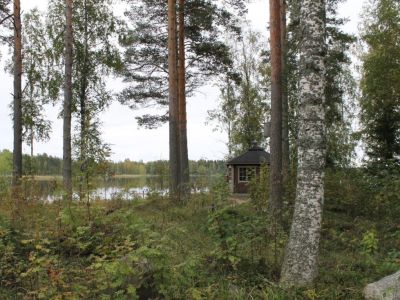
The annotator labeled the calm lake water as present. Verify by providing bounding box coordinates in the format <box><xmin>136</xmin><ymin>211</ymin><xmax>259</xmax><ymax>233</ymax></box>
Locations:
<box><xmin>18</xmin><ymin>175</ymin><xmax>216</xmax><ymax>202</ymax></box>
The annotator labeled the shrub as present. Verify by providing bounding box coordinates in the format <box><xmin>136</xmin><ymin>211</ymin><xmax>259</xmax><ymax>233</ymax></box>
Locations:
<box><xmin>361</xmin><ymin>229</ymin><xmax>378</xmax><ymax>257</ymax></box>
<box><xmin>210</xmin><ymin>176</ymin><xmax>230</xmax><ymax>209</ymax></box>
<box><xmin>249</xmin><ymin>164</ymin><xmax>269</xmax><ymax>212</ymax></box>
<box><xmin>207</xmin><ymin>207</ymin><xmax>271</xmax><ymax>272</ymax></box>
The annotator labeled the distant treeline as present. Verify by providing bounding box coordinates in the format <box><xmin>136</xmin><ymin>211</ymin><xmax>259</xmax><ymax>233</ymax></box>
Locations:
<box><xmin>0</xmin><ymin>149</ymin><xmax>226</xmax><ymax>176</ymax></box>
<box><xmin>113</xmin><ymin>160</ymin><xmax>225</xmax><ymax>176</ymax></box>
<box><xmin>0</xmin><ymin>150</ymin><xmax>63</xmax><ymax>176</ymax></box>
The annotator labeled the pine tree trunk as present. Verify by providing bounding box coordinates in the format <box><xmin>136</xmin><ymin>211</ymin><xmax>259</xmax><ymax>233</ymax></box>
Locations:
<box><xmin>268</xmin><ymin>0</ymin><xmax>283</xmax><ymax>217</ymax></box>
<box><xmin>281</xmin><ymin>0</ymin><xmax>290</xmax><ymax>181</ymax></box>
<box><xmin>168</xmin><ymin>0</ymin><xmax>180</xmax><ymax>201</ymax></box>
<box><xmin>178</xmin><ymin>0</ymin><xmax>190</xmax><ymax>200</ymax></box>
<box><xmin>12</xmin><ymin>0</ymin><xmax>22</xmax><ymax>189</ymax></box>
<box><xmin>63</xmin><ymin>0</ymin><xmax>73</xmax><ymax>200</ymax></box>
<box><xmin>280</xmin><ymin>0</ymin><xmax>326</xmax><ymax>286</ymax></box>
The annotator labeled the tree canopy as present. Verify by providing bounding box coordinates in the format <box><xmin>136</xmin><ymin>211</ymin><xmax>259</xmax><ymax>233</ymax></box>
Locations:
<box><xmin>119</xmin><ymin>0</ymin><xmax>245</xmax><ymax>128</ymax></box>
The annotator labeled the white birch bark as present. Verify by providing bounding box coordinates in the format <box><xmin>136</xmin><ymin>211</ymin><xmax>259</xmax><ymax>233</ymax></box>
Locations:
<box><xmin>280</xmin><ymin>0</ymin><xmax>326</xmax><ymax>286</ymax></box>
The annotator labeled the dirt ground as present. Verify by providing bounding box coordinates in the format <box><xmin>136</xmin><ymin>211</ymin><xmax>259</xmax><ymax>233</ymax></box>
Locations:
<box><xmin>229</xmin><ymin>194</ymin><xmax>249</xmax><ymax>205</ymax></box>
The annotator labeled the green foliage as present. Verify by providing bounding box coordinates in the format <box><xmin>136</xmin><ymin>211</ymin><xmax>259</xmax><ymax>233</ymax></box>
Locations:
<box><xmin>0</xmin><ymin>219</ymin><xmax>63</xmax><ymax>298</ymax></box>
<box><xmin>0</xmin><ymin>170</ymin><xmax>399</xmax><ymax>299</ymax></box>
<box><xmin>0</xmin><ymin>0</ymin><xmax>11</xmax><ymax>41</ymax></box>
<box><xmin>249</xmin><ymin>164</ymin><xmax>269</xmax><ymax>212</ymax></box>
<box><xmin>325</xmin><ymin>168</ymin><xmax>373</xmax><ymax>216</ymax></box>
<box><xmin>111</xmin><ymin>159</ymin><xmax>225</xmax><ymax>177</ymax></box>
<box><xmin>208</xmin><ymin>208</ymin><xmax>248</xmax><ymax>269</ymax></box>
<box><xmin>370</xmin><ymin>170</ymin><xmax>400</xmax><ymax>220</ymax></box>
<box><xmin>44</xmin><ymin>0</ymin><xmax>123</xmax><ymax>193</ymax></box>
<box><xmin>208</xmin><ymin>29</ymin><xmax>270</xmax><ymax>155</ymax></box>
<box><xmin>318</xmin><ymin>211</ymin><xmax>398</xmax><ymax>299</ymax></box>
<box><xmin>361</xmin><ymin>229</ymin><xmax>378</xmax><ymax>257</ymax></box>
<box><xmin>325</xmin><ymin>167</ymin><xmax>400</xmax><ymax>221</ymax></box>
<box><xmin>210</xmin><ymin>176</ymin><xmax>230</xmax><ymax>208</ymax></box>
<box><xmin>86</xmin><ymin>229</ymin><xmax>168</xmax><ymax>299</ymax></box>
<box><xmin>21</xmin><ymin>9</ymin><xmax>52</xmax><ymax>157</ymax></box>
<box><xmin>207</xmin><ymin>206</ymin><xmax>279</xmax><ymax>278</ymax></box>
<box><xmin>360</xmin><ymin>0</ymin><xmax>400</xmax><ymax>163</ymax></box>
<box><xmin>0</xmin><ymin>177</ymin><xmax>10</xmax><ymax>200</ymax></box>
<box><xmin>1</xmin><ymin>151</ymin><xmax>225</xmax><ymax>179</ymax></box>
<box><xmin>0</xmin><ymin>149</ymin><xmax>12</xmax><ymax>175</ymax></box>
<box><xmin>119</xmin><ymin>0</ymin><xmax>245</xmax><ymax>128</ymax></box>
<box><xmin>0</xmin><ymin>201</ymin><xmax>170</xmax><ymax>299</ymax></box>
<box><xmin>287</xmin><ymin>0</ymin><xmax>356</xmax><ymax>166</ymax></box>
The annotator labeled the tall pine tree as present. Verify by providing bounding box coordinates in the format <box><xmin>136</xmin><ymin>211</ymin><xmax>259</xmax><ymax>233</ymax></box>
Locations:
<box><xmin>167</xmin><ymin>0</ymin><xmax>181</xmax><ymax>199</ymax></box>
<box><xmin>269</xmin><ymin>0</ymin><xmax>283</xmax><ymax>218</ymax></box>
<box><xmin>119</xmin><ymin>0</ymin><xmax>244</xmax><ymax>128</ymax></box>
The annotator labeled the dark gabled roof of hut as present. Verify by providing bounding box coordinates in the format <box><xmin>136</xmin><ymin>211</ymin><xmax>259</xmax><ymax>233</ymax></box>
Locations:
<box><xmin>227</xmin><ymin>145</ymin><xmax>270</xmax><ymax>165</ymax></box>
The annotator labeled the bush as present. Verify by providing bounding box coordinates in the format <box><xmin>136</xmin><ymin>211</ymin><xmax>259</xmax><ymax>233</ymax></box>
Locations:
<box><xmin>207</xmin><ymin>207</ymin><xmax>272</xmax><ymax>273</ymax></box>
<box><xmin>371</xmin><ymin>174</ymin><xmax>400</xmax><ymax>220</ymax></box>
<box><xmin>0</xmin><ymin>177</ymin><xmax>10</xmax><ymax>200</ymax></box>
<box><xmin>210</xmin><ymin>176</ymin><xmax>230</xmax><ymax>209</ymax></box>
<box><xmin>249</xmin><ymin>164</ymin><xmax>269</xmax><ymax>212</ymax></box>
<box><xmin>325</xmin><ymin>168</ymin><xmax>373</xmax><ymax>217</ymax></box>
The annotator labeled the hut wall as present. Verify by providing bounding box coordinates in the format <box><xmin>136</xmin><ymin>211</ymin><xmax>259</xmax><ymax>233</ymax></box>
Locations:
<box><xmin>233</xmin><ymin>165</ymin><xmax>260</xmax><ymax>194</ymax></box>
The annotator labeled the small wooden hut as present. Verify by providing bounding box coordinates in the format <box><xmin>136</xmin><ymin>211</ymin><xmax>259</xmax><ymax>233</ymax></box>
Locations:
<box><xmin>226</xmin><ymin>144</ymin><xmax>270</xmax><ymax>194</ymax></box>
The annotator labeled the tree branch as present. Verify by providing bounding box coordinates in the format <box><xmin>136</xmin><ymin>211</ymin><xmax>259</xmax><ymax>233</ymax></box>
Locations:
<box><xmin>0</xmin><ymin>13</ymin><xmax>13</xmax><ymax>26</ymax></box>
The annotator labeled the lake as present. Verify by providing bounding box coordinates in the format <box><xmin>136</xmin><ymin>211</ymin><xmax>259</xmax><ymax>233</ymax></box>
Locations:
<box><xmin>16</xmin><ymin>175</ymin><xmax>217</xmax><ymax>202</ymax></box>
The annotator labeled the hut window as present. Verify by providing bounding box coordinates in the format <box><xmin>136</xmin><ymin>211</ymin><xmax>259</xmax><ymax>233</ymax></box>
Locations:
<box><xmin>238</xmin><ymin>167</ymin><xmax>255</xmax><ymax>182</ymax></box>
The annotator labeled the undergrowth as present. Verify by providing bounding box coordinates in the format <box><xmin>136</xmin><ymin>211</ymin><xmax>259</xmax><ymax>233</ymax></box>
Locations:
<box><xmin>0</xmin><ymin>169</ymin><xmax>399</xmax><ymax>299</ymax></box>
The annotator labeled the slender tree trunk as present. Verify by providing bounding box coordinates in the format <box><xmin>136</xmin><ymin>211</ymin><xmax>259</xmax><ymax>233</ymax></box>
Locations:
<box><xmin>79</xmin><ymin>0</ymin><xmax>89</xmax><ymax>201</ymax></box>
<box><xmin>29</xmin><ymin>82</ymin><xmax>34</xmax><ymax>177</ymax></box>
<box><xmin>168</xmin><ymin>0</ymin><xmax>180</xmax><ymax>201</ymax></box>
<box><xmin>63</xmin><ymin>0</ymin><xmax>73</xmax><ymax>200</ymax></box>
<box><xmin>227</xmin><ymin>77</ymin><xmax>232</xmax><ymax>158</ymax></box>
<box><xmin>281</xmin><ymin>0</ymin><xmax>290</xmax><ymax>181</ymax></box>
<box><xmin>12</xmin><ymin>0</ymin><xmax>22</xmax><ymax>189</ymax></box>
<box><xmin>280</xmin><ymin>0</ymin><xmax>326</xmax><ymax>286</ymax></box>
<box><xmin>268</xmin><ymin>0</ymin><xmax>283</xmax><ymax>218</ymax></box>
<box><xmin>30</xmin><ymin>130</ymin><xmax>34</xmax><ymax>176</ymax></box>
<box><xmin>178</xmin><ymin>0</ymin><xmax>189</xmax><ymax>200</ymax></box>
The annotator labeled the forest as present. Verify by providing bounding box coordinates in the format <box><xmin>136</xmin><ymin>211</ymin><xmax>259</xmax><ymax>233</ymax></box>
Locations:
<box><xmin>0</xmin><ymin>0</ymin><xmax>399</xmax><ymax>299</ymax></box>
<box><xmin>0</xmin><ymin>149</ymin><xmax>225</xmax><ymax>177</ymax></box>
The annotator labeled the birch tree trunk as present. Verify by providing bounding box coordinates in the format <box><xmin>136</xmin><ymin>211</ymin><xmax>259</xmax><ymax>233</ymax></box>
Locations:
<box><xmin>12</xmin><ymin>0</ymin><xmax>22</xmax><ymax>189</ymax></box>
<box><xmin>63</xmin><ymin>0</ymin><xmax>73</xmax><ymax>200</ymax></box>
<box><xmin>178</xmin><ymin>0</ymin><xmax>190</xmax><ymax>200</ymax></box>
<box><xmin>168</xmin><ymin>0</ymin><xmax>181</xmax><ymax>200</ymax></box>
<box><xmin>268</xmin><ymin>0</ymin><xmax>283</xmax><ymax>217</ymax></box>
<box><xmin>280</xmin><ymin>0</ymin><xmax>326</xmax><ymax>286</ymax></box>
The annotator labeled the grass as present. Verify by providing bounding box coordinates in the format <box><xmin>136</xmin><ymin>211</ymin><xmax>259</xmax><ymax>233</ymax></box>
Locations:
<box><xmin>112</xmin><ymin>174</ymin><xmax>156</xmax><ymax>178</ymax></box>
<box><xmin>25</xmin><ymin>175</ymin><xmax>63</xmax><ymax>181</ymax></box>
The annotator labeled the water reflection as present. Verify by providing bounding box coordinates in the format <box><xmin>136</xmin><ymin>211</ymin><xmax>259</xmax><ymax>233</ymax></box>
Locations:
<box><xmin>20</xmin><ymin>175</ymin><xmax>213</xmax><ymax>202</ymax></box>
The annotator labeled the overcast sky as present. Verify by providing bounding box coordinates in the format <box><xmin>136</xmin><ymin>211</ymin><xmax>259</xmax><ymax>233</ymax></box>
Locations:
<box><xmin>0</xmin><ymin>0</ymin><xmax>365</xmax><ymax>162</ymax></box>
